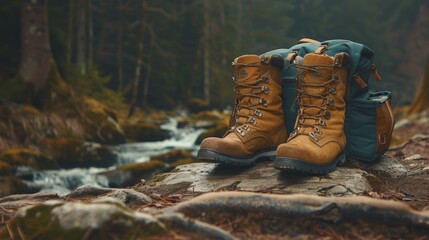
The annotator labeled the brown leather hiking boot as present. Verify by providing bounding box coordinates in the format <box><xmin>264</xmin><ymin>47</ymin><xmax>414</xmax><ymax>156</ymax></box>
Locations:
<box><xmin>274</xmin><ymin>52</ymin><xmax>350</xmax><ymax>174</ymax></box>
<box><xmin>197</xmin><ymin>54</ymin><xmax>288</xmax><ymax>166</ymax></box>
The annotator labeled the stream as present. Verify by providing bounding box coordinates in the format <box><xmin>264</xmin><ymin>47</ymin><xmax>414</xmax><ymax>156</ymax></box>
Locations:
<box><xmin>23</xmin><ymin>118</ymin><xmax>204</xmax><ymax>195</ymax></box>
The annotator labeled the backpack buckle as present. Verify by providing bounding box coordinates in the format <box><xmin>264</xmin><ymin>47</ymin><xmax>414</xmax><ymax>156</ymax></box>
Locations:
<box><xmin>315</xmin><ymin>45</ymin><xmax>328</xmax><ymax>54</ymax></box>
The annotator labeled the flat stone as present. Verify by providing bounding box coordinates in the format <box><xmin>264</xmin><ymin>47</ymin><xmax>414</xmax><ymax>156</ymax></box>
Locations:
<box><xmin>404</xmin><ymin>154</ymin><xmax>426</xmax><ymax>161</ymax></box>
<box><xmin>348</xmin><ymin>155</ymin><xmax>406</xmax><ymax>178</ymax></box>
<box><xmin>66</xmin><ymin>185</ymin><xmax>152</xmax><ymax>208</ymax></box>
<box><xmin>138</xmin><ymin>162</ymin><xmax>372</xmax><ymax>197</ymax></box>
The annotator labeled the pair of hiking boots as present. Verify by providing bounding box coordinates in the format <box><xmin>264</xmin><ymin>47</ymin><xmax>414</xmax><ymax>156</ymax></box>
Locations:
<box><xmin>197</xmin><ymin>51</ymin><xmax>350</xmax><ymax>174</ymax></box>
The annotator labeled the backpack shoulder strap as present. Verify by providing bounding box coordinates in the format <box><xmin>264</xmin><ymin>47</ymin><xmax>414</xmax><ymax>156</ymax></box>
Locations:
<box><xmin>296</xmin><ymin>38</ymin><xmax>320</xmax><ymax>44</ymax></box>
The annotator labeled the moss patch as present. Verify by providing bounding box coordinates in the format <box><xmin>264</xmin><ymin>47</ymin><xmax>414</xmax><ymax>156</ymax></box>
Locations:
<box><xmin>188</xmin><ymin>98</ymin><xmax>209</xmax><ymax>113</ymax></box>
<box><xmin>0</xmin><ymin>161</ymin><xmax>12</xmax><ymax>175</ymax></box>
<box><xmin>3</xmin><ymin>201</ymin><xmax>165</xmax><ymax>239</ymax></box>
<box><xmin>0</xmin><ymin>147</ymin><xmax>58</xmax><ymax>170</ymax></box>
<box><xmin>38</xmin><ymin>137</ymin><xmax>116</xmax><ymax>168</ymax></box>
<box><xmin>151</xmin><ymin>149</ymin><xmax>193</xmax><ymax>164</ymax></box>
<box><xmin>121</xmin><ymin>121</ymin><xmax>170</xmax><ymax>142</ymax></box>
<box><xmin>117</xmin><ymin>160</ymin><xmax>165</xmax><ymax>177</ymax></box>
<box><xmin>0</xmin><ymin>176</ymin><xmax>32</xmax><ymax>197</ymax></box>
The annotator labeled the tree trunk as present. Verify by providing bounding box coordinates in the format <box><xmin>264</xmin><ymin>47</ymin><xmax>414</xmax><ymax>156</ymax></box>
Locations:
<box><xmin>116</xmin><ymin>0</ymin><xmax>124</xmax><ymax>91</ymax></box>
<box><xmin>77</xmin><ymin>0</ymin><xmax>86</xmax><ymax>75</ymax></box>
<box><xmin>87</xmin><ymin>0</ymin><xmax>94</xmax><ymax>70</ymax></box>
<box><xmin>203</xmin><ymin>0</ymin><xmax>210</xmax><ymax>104</ymax></box>
<box><xmin>408</xmin><ymin>58</ymin><xmax>429</xmax><ymax>114</ymax></box>
<box><xmin>142</xmin><ymin>40</ymin><xmax>153</xmax><ymax>108</ymax></box>
<box><xmin>127</xmin><ymin>30</ymin><xmax>144</xmax><ymax>117</ymax></box>
<box><xmin>66</xmin><ymin>0</ymin><xmax>75</xmax><ymax>64</ymax></box>
<box><xmin>19</xmin><ymin>0</ymin><xmax>52</xmax><ymax>90</ymax></box>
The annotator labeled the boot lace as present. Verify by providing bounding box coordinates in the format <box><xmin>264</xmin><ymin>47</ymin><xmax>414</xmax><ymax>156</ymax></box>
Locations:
<box><xmin>228</xmin><ymin>62</ymin><xmax>270</xmax><ymax>137</ymax></box>
<box><xmin>289</xmin><ymin>63</ymin><xmax>339</xmax><ymax>142</ymax></box>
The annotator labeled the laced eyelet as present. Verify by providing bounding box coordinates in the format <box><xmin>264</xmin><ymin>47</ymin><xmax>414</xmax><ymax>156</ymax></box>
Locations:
<box><xmin>254</xmin><ymin>110</ymin><xmax>262</xmax><ymax>117</ymax></box>
<box><xmin>261</xmin><ymin>86</ymin><xmax>269</xmax><ymax>94</ymax></box>
<box><xmin>243</xmin><ymin>124</ymin><xmax>251</xmax><ymax>131</ymax></box>
<box><xmin>319</xmin><ymin>119</ymin><xmax>326</xmax><ymax>126</ymax></box>
<box><xmin>324</xmin><ymin>111</ymin><xmax>331</xmax><ymax>119</ymax></box>
<box><xmin>259</xmin><ymin>98</ymin><xmax>268</xmax><ymax>106</ymax></box>
<box><xmin>236</xmin><ymin>127</ymin><xmax>245</xmax><ymax>136</ymax></box>
<box><xmin>248</xmin><ymin>117</ymin><xmax>257</xmax><ymax>125</ymax></box>
<box><xmin>314</xmin><ymin>127</ymin><xmax>321</xmax><ymax>134</ymax></box>
<box><xmin>326</xmin><ymin>98</ymin><xmax>334</xmax><ymax>106</ymax></box>
<box><xmin>330</xmin><ymin>87</ymin><xmax>336</xmax><ymax>94</ymax></box>
<box><xmin>262</xmin><ymin>75</ymin><xmax>269</xmax><ymax>82</ymax></box>
<box><xmin>309</xmin><ymin>132</ymin><xmax>319</xmax><ymax>142</ymax></box>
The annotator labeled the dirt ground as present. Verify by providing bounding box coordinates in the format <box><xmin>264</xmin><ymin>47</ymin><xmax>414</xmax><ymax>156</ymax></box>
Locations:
<box><xmin>370</xmin><ymin>120</ymin><xmax>429</xmax><ymax>210</ymax></box>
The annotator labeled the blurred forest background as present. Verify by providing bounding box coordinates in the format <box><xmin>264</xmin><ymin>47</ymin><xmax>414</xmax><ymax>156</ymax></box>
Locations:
<box><xmin>0</xmin><ymin>0</ymin><xmax>428</xmax><ymax>111</ymax></box>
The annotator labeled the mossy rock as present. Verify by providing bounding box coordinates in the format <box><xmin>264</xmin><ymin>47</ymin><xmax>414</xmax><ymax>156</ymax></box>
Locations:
<box><xmin>1</xmin><ymin>201</ymin><xmax>166</xmax><ymax>239</ymax></box>
<box><xmin>0</xmin><ymin>176</ymin><xmax>33</xmax><ymax>197</ymax></box>
<box><xmin>169</xmin><ymin>158</ymin><xmax>195</xmax><ymax>168</ymax></box>
<box><xmin>121</xmin><ymin>122</ymin><xmax>170</xmax><ymax>142</ymax></box>
<box><xmin>196</xmin><ymin>119</ymin><xmax>230</xmax><ymax>144</ymax></box>
<box><xmin>151</xmin><ymin>149</ymin><xmax>193</xmax><ymax>163</ymax></box>
<box><xmin>0</xmin><ymin>147</ymin><xmax>58</xmax><ymax>170</ymax></box>
<box><xmin>98</xmin><ymin>160</ymin><xmax>166</xmax><ymax>188</ymax></box>
<box><xmin>177</xmin><ymin>110</ymin><xmax>226</xmax><ymax>129</ymax></box>
<box><xmin>188</xmin><ymin>98</ymin><xmax>209</xmax><ymax>113</ymax></box>
<box><xmin>117</xmin><ymin>160</ymin><xmax>165</xmax><ymax>177</ymax></box>
<box><xmin>145</xmin><ymin>111</ymin><xmax>170</xmax><ymax>124</ymax></box>
<box><xmin>0</xmin><ymin>161</ymin><xmax>12</xmax><ymax>175</ymax></box>
<box><xmin>83</xmin><ymin>110</ymin><xmax>126</xmax><ymax>145</ymax></box>
<box><xmin>38</xmin><ymin>137</ymin><xmax>116</xmax><ymax>168</ymax></box>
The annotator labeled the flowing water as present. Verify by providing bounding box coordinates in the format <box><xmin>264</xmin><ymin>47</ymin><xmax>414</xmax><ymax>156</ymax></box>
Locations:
<box><xmin>24</xmin><ymin>118</ymin><xmax>204</xmax><ymax>195</ymax></box>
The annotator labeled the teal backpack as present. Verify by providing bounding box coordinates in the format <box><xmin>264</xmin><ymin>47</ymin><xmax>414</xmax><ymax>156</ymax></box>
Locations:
<box><xmin>263</xmin><ymin>39</ymin><xmax>394</xmax><ymax>162</ymax></box>
<box><xmin>263</xmin><ymin>39</ymin><xmax>320</xmax><ymax>134</ymax></box>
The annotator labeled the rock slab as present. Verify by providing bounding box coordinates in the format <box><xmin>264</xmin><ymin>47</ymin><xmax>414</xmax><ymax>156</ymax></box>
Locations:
<box><xmin>136</xmin><ymin>161</ymin><xmax>373</xmax><ymax>197</ymax></box>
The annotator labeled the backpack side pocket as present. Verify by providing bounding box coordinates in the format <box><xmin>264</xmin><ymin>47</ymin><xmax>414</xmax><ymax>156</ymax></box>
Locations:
<box><xmin>375</xmin><ymin>92</ymin><xmax>394</xmax><ymax>155</ymax></box>
<box><xmin>346</xmin><ymin>91</ymin><xmax>394</xmax><ymax>162</ymax></box>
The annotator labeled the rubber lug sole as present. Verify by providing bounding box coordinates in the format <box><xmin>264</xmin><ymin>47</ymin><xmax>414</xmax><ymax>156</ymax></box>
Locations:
<box><xmin>197</xmin><ymin>148</ymin><xmax>276</xmax><ymax>166</ymax></box>
<box><xmin>274</xmin><ymin>151</ymin><xmax>346</xmax><ymax>175</ymax></box>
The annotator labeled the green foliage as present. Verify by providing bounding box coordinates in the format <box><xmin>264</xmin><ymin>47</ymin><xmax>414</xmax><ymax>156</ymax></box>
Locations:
<box><xmin>66</xmin><ymin>66</ymin><xmax>124</xmax><ymax>108</ymax></box>
<box><xmin>0</xmin><ymin>0</ymin><xmax>427</xmax><ymax>109</ymax></box>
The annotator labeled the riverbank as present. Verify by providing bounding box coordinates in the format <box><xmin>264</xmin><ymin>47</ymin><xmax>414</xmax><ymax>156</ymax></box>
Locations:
<box><xmin>0</xmin><ymin>99</ymin><xmax>231</xmax><ymax>197</ymax></box>
<box><xmin>0</xmin><ymin>110</ymin><xmax>428</xmax><ymax>238</ymax></box>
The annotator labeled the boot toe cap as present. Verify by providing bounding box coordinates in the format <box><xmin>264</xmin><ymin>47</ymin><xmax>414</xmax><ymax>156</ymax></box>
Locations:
<box><xmin>200</xmin><ymin>137</ymin><xmax>249</xmax><ymax>156</ymax></box>
<box><xmin>277</xmin><ymin>141</ymin><xmax>337</xmax><ymax>165</ymax></box>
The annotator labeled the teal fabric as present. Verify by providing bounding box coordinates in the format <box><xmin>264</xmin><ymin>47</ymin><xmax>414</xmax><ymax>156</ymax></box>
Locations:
<box><xmin>263</xmin><ymin>40</ymin><xmax>390</xmax><ymax>162</ymax></box>
<box><xmin>320</xmin><ymin>40</ymin><xmax>389</xmax><ymax>162</ymax></box>
<box><xmin>263</xmin><ymin>43</ymin><xmax>319</xmax><ymax>134</ymax></box>
<box><xmin>347</xmin><ymin>91</ymin><xmax>391</xmax><ymax>162</ymax></box>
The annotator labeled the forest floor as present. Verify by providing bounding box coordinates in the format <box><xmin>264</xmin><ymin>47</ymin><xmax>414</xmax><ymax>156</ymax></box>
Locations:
<box><xmin>0</xmin><ymin>111</ymin><xmax>428</xmax><ymax>239</ymax></box>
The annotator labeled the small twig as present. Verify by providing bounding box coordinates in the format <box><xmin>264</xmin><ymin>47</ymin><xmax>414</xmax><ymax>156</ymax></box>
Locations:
<box><xmin>17</xmin><ymin>225</ymin><xmax>27</xmax><ymax>240</ymax></box>
<box><xmin>6</xmin><ymin>223</ymin><xmax>15</xmax><ymax>239</ymax></box>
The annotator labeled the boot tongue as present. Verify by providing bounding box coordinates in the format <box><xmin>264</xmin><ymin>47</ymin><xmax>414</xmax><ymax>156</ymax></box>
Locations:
<box><xmin>299</xmin><ymin>53</ymin><xmax>335</xmax><ymax>129</ymax></box>
<box><xmin>232</xmin><ymin>55</ymin><xmax>262</xmax><ymax>125</ymax></box>
<box><xmin>233</xmin><ymin>55</ymin><xmax>262</xmax><ymax>85</ymax></box>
